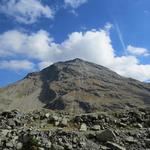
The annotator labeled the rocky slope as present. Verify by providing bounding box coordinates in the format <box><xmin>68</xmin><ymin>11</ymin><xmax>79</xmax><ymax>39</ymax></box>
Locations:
<box><xmin>1</xmin><ymin>108</ymin><xmax>150</xmax><ymax>150</ymax></box>
<box><xmin>0</xmin><ymin>58</ymin><xmax>150</xmax><ymax>112</ymax></box>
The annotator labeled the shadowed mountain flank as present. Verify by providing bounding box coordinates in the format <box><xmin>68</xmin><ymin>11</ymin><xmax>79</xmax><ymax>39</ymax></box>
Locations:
<box><xmin>0</xmin><ymin>58</ymin><xmax>150</xmax><ymax>112</ymax></box>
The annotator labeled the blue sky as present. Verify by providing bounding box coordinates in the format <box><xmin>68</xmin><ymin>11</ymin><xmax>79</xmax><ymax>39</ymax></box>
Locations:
<box><xmin>0</xmin><ymin>0</ymin><xmax>150</xmax><ymax>87</ymax></box>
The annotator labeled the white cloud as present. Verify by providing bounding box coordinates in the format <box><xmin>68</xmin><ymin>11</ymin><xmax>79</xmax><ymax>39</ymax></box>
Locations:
<box><xmin>0</xmin><ymin>30</ymin><xmax>60</xmax><ymax>61</ymax></box>
<box><xmin>64</xmin><ymin>0</ymin><xmax>88</xmax><ymax>8</ymax></box>
<box><xmin>0</xmin><ymin>25</ymin><xmax>150</xmax><ymax>81</ymax></box>
<box><xmin>58</xmin><ymin>30</ymin><xmax>115</xmax><ymax>66</ymax></box>
<box><xmin>127</xmin><ymin>45</ymin><xmax>149</xmax><ymax>56</ymax></box>
<box><xmin>0</xmin><ymin>0</ymin><xmax>54</xmax><ymax>24</ymax></box>
<box><xmin>0</xmin><ymin>60</ymin><xmax>35</xmax><ymax>70</ymax></box>
<box><xmin>38</xmin><ymin>61</ymin><xmax>53</xmax><ymax>70</ymax></box>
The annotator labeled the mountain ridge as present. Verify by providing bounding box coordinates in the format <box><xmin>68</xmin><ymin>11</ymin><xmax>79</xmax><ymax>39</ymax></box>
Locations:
<box><xmin>0</xmin><ymin>58</ymin><xmax>150</xmax><ymax>112</ymax></box>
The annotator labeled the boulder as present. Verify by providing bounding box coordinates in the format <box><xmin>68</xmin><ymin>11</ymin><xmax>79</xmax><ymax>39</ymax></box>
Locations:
<box><xmin>96</xmin><ymin>129</ymin><xmax>116</xmax><ymax>142</ymax></box>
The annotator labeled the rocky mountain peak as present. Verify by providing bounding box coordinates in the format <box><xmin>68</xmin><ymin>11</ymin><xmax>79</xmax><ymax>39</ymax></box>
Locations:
<box><xmin>0</xmin><ymin>58</ymin><xmax>150</xmax><ymax>113</ymax></box>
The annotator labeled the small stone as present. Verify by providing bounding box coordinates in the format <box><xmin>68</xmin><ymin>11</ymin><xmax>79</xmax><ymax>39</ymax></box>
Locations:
<box><xmin>64</xmin><ymin>143</ymin><xmax>73</xmax><ymax>150</ymax></box>
<box><xmin>1</xmin><ymin>130</ymin><xmax>9</xmax><ymax>136</ymax></box>
<box><xmin>79</xmin><ymin>141</ymin><xmax>86</xmax><ymax>147</ymax></box>
<box><xmin>45</xmin><ymin>141</ymin><xmax>51</xmax><ymax>148</ymax></box>
<box><xmin>80</xmin><ymin>123</ymin><xmax>87</xmax><ymax>131</ymax></box>
<box><xmin>60</xmin><ymin>118</ymin><xmax>68</xmax><ymax>127</ymax></box>
<box><xmin>16</xmin><ymin>142</ymin><xmax>23</xmax><ymax>150</ymax></box>
<box><xmin>6</xmin><ymin>141</ymin><xmax>13</xmax><ymax>148</ymax></box>
<box><xmin>52</xmin><ymin>144</ymin><xmax>64</xmax><ymax>150</ymax></box>
<box><xmin>91</xmin><ymin>125</ymin><xmax>101</xmax><ymax>131</ymax></box>
<box><xmin>99</xmin><ymin>145</ymin><xmax>110</xmax><ymax>150</ymax></box>
<box><xmin>125</xmin><ymin>136</ymin><xmax>137</xmax><ymax>144</ymax></box>
<box><xmin>14</xmin><ymin>119</ymin><xmax>21</xmax><ymax>126</ymax></box>
<box><xmin>38</xmin><ymin>147</ymin><xmax>45</xmax><ymax>150</ymax></box>
<box><xmin>135</xmin><ymin>123</ymin><xmax>143</xmax><ymax>128</ymax></box>
<box><xmin>118</xmin><ymin>122</ymin><xmax>127</xmax><ymax>127</ymax></box>
<box><xmin>54</xmin><ymin>121</ymin><xmax>60</xmax><ymax>126</ymax></box>
<box><xmin>145</xmin><ymin>139</ymin><xmax>150</xmax><ymax>148</ymax></box>
<box><xmin>52</xmin><ymin>115</ymin><xmax>59</xmax><ymax>121</ymax></box>
<box><xmin>41</xmin><ymin>138</ymin><xmax>51</xmax><ymax>149</ymax></box>
<box><xmin>7</xmin><ymin>119</ymin><xmax>16</xmax><ymax>128</ymax></box>
<box><xmin>45</xmin><ymin>113</ymin><xmax>50</xmax><ymax>118</ymax></box>
<box><xmin>22</xmin><ymin>134</ymin><xmax>30</xmax><ymax>143</ymax></box>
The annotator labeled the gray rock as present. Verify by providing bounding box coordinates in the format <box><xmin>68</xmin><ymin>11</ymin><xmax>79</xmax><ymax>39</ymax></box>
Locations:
<box><xmin>99</xmin><ymin>145</ymin><xmax>110</xmax><ymax>150</ymax></box>
<box><xmin>60</xmin><ymin>118</ymin><xmax>68</xmax><ymax>127</ymax></box>
<box><xmin>107</xmin><ymin>141</ymin><xmax>126</xmax><ymax>150</ymax></box>
<box><xmin>80</xmin><ymin>123</ymin><xmax>87</xmax><ymax>131</ymax></box>
<box><xmin>52</xmin><ymin>115</ymin><xmax>59</xmax><ymax>121</ymax></box>
<box><xmin>91</xmin><ymin>125</ymin><xmax>101</xmax><ymax>131</ymax></box>
<box><xmin>54</xmin><ymin>121</ymin><xmax>60</xmax><ymax>126</ymax></box>
<box><xmin>14</xmin><ymin>118</ymin><xmax>21</xmax><ymax>126</ymax></box>
<box><xmin>96</xmin><ymin>129</ymin><xmax>116</xmax><ymax>142</ymax></box>
<box><xmin>1</xmin><ymin>130</ymin><xmax>9</xmax><ymax>136</ymax></box>
<box><xmin>52</xmin><ymin>144</ymin><xmax>64</xmax><ymax>150</ymax></box>
<box><xmin>7</xmin><ymin>119</ymin><xmax>16</xmax><ymax>128</ymax></box>
<box><xmin>135</xmin><ymin>123</ymin><xmax>143</xmax><ymax>128</ymax></box>
<box><xmin>125</xmin><ymin>136</ymin><xmax>137</xmax><ymax>144</ymax></box>
<box><xmin>64</xmin><ymin>143</ymin><xmax>73</xmax><ymax>150</ymax></box>
<box><xmin>145</xmin><ymin>139</ymin><xmax>150</xmax><ymax>148</ymax></box>
<box><xmin>16</xmin><ymin>142</ymin><xmax>23</xmax><ymax>150</ymax></box>
<box><xmin>22</xmin><ymin>134</ymin><xmax>30</xmax><ymax>143</ymax></box>
<box><xmin>44</xmin><ymin>141</ymin><xmax>51</xmax><ymax>148</ymax></box>
<box><xmin>6</xmin><ymin>141</ymin><xmax>13</xmax><ymax>148</ymax></box>
<box><xmin>45</xmin><ymin>113</ymin><xmax>50</xmax><ymax>118</ymax></box>
<box><xmin>38</xmin><ymin>147</ymin><xmax>45</xmax><ymax>150</ymax></box>
<box><xmin>118</xmin><ymin>122</ymin><xmax>127</xmax><ymax>127</ymax></box>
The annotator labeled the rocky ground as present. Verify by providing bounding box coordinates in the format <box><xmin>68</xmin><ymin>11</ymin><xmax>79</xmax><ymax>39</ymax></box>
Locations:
<box><xmin>1</xmin><ymin>107</ymin><xmax>150</xmax><ymax>150</ymax></box>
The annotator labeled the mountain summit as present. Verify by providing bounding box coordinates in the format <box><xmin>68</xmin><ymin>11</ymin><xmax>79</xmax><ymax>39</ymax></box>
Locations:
<box><xmin>0</xmin><ymin>58</ymin><xmax>150</xmax><ymax>112</ymax></box>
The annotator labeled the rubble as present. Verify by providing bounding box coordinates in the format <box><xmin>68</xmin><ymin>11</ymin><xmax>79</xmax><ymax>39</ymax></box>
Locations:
<box><xmin>0</xmin><ymin>108</ymin><xmax>150</xmax><ymax>149</ymax></box>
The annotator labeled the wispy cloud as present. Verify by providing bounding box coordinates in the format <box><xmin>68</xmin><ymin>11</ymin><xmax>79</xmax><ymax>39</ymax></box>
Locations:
<box><xmin>114</xmin><ymin>22</ymin><xmax>127</xmax><ymax>55</ymax></box>
<box><xmin>64</xmin><ymin>0</ymin><xmax>88</xmax><ymax>9</ymax></box>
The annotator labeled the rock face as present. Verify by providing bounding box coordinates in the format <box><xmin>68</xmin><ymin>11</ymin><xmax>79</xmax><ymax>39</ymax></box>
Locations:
<box><xmin>0</xmin><ymin>58</ymin><xmax>150</xmax><ymax>112</ymax></box>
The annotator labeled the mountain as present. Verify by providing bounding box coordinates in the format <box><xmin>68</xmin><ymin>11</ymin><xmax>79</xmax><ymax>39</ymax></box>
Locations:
<box><xmin>0</xmin><ymin>58</ymin><xmax>150</xmax><ymax>112</ymax></box>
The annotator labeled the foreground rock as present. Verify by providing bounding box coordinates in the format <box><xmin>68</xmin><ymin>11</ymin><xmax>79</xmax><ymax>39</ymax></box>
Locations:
<box><xmin>0</xmin><ymin>108</ymin><xmax>150</xmax><ymax>149</ymax></box>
